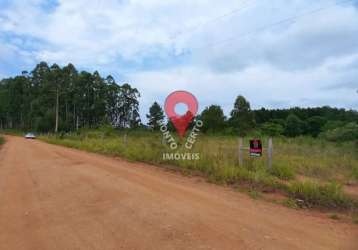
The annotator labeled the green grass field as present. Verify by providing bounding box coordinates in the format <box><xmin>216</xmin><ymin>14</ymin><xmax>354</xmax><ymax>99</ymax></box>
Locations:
<box><xmin>40</xmin><ymin>128</ymin><xmax>358</xmax><ymax>212</ymax></box>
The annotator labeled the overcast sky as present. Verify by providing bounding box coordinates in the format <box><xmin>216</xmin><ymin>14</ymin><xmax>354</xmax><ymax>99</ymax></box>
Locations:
<box><xmin>0</xmin><ymin>0</ymin><xmax>357</xmax><ymax>120</ymax></box>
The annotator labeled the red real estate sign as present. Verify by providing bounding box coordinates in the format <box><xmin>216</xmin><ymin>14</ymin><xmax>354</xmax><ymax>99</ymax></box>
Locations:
<box><xmin>249</xmin><ymin>139</ymin><xmax>262</xmax><ymax>157</ymax></box>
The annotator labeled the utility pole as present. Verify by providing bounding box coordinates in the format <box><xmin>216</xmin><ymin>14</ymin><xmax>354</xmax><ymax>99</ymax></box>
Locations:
<box><xmin>55</xmin><ymin>87</ymin><xmax>59</xmax><ymax>133</ymax></box>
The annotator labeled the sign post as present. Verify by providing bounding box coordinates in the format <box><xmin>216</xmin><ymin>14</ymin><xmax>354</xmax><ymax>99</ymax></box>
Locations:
<box><xmin>238</xmin><ymin>137</ymin><xmax>243</xmax><ymax>167</ymax></box>
<box><xmin>268</xmin><ymin>137</ymin><xmax>273</xmax><ymax>170</ymax></box>
<box><xmin>249</xmin><ymin>139</ymin><xmax>262</xmax><ymax>157</ymax></box>
<box><xmin>238</xmin><ymin>138</ymin><xmax>273</xmax><ymax>169</ymax></box>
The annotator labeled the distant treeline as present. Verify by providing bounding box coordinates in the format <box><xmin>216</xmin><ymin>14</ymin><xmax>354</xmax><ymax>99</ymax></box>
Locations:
<box><xmin>148</xmin><ymin>96</ymin><xmax>358</xmax><ymax>141</ymax></box>
<box><xmin>1</xmin><ymin>62</ymin><xmax>357</xmax><ymax>140</ymax></box>
<box><xmin>0</xmin><ymin>62</ymin><xmax>141</xmax><ymax>132</ymax></box>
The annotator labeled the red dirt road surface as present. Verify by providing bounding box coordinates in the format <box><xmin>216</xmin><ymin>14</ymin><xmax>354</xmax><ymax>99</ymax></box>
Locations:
<box><xmin>0</xmin><ymin>136</ymin><xmax>357</xmax><ymax>250</ymax></box>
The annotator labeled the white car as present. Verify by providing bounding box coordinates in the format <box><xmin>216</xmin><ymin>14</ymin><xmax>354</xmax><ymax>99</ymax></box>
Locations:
<box><xmin>25</xmin><ymin>133</ymin><xmax>36</xmax><ymax>139</ymax></box>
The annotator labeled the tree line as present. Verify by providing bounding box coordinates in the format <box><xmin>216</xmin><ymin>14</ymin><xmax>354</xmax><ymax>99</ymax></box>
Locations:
<box><xmin>1</xmin><ymin>62</ymin><xmax>357</xmax><ymax>140</ymax></box>
<box><xmin>0</xmin><ymin>62</ymin><xmax>140</xmax><ymax>132</ymax></box>
<box><xmin>147</xmin><ymin>96</ymin><xmax>358</xmax><ymax>140</ymax></box>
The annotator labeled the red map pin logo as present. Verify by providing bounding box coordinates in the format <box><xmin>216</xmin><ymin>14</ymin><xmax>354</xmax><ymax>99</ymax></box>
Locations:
<box><xmin>164</xmin><ymin>91</ymin><xmax>198</xmax><ymax>138</ymax></box>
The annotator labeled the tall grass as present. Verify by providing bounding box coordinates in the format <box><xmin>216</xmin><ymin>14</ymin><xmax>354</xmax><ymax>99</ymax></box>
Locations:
<box><xmin>288</xmin><ymin>181</ymin><xmax>353</xmax><ymax>208</ymax></box>
<box><xmin>41</xmin><ymin>129</ymin><xmax>358</xmax><ymax>209</ymax></box>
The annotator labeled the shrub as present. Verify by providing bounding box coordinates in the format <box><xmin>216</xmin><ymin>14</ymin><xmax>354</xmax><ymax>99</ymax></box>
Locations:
<box><xmin>0</xmin><ymin>136</ymin><xmax>4</xmax><ymax>145</ymax></box>
<box><xmin>261</xmin><ymin>122</ymin><xmax>284</xmax><ymax>136</ymax></box>
<box><xmin>321</xmin><ymin>122</ymin><xmax>358</xmax><ymax>142</ymax></box>
<box><xmin>248</xmin><ymin>189</ymin><xmax>262</xmax><ymax>199</ymax></box>
<box><xmin>283</xmin><ymin>198</ymin><xmax>299</xmax><ymax>209</ymax></box>
<box><xmin>288</xmin><ymin>181</ymin><xmax>353</xmax><ymax>208</ymax></box>
<box><xmin>284</xmin><ymin>114</ymin><xmax>305</xmax><ymax>137</ymax></box>
<box><xmin>306</xmin><ymin>116</ymin><xmax>327</xmax><ymax>137</ymax></box>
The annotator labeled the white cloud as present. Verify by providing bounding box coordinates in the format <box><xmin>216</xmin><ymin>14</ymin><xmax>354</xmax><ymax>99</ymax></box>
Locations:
<box><xmin>130</xmin><ymin>57</ymin><xmax>358</xmax><ymax>118</ymax></box>
<box><xmin>0</xmin><ymin>0</ymin><xmax>357</xmax><ymax>120</ymax></box>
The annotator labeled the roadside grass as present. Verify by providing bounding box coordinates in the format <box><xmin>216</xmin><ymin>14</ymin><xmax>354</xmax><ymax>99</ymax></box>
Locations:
<box><xmin>288</xmin><ymin>181</ymin><xmax>354</xmax><ymax>209</ymax></box>
<box><xmin>40</xmin><ymin>129</ymin><xmax>358</xmax><ymax>211</ymax></box>
<box><xmin>283</xmin><ymin>198</ymin><xmax>300</xmax><ymax>209</ymax></box>
<box><xmin>270</xmin><ymin>163</ymin><xmax>295</xmax><ymax>180</ymax></box>
<box><xmin>248</xmin><ymin>189</ymin><xmax>262</xmax><ymax>200</ymax></box>
<box><xmin>0</xmin><ymin>135</ymin><xmax>4</xmax><ymax>145</ymax></box>
<box><xmin>0</xmin><ymin>129</ymin><xmax>24</xmax><ymax>136</ymax></box>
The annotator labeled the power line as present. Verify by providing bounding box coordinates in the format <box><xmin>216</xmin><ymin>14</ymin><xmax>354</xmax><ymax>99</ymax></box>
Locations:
<box><xmin>170</xmin><ymin>0</ymin><xmax>256</xmax><ymax>40</ymax></box>
<box><xmin>190</xmin><ymin>0</ymin><xmax>355</xmax><ymax>50</ymax></box>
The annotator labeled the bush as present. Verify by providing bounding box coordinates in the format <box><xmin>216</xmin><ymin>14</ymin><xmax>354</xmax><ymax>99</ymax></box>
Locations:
<box><xmin>98</xmin><ymin>124</ymin><xmax>118</xmax><ymax>137</ymax></box>
<box><xmin>288</xmin><ymin>181</ymin><xmax>353</xmax><ymax>208</ymax></box>
<box><xmin>261</xmin><ymin>122</ymin><xmax>284</xmax><ymax>136</ymax></box>
<box><xmin>284</xmin><ymin>114</ymin><xmax>305</xmax><ymax>137</ymax></box>
<box><xmin>271</xmin><ymin>163</ymin><xmax>295</xmax><ymax>180</ymax></box>
<box><xmin>321</xmin><ymin>122</ymin><xmax>358</xmax><ymax>142</ymax></box>
<box><xmin>0</xmin><ymin>136</ymin><xmax>4</xmax><ymax>145</ymax></box>
<box><xmin>306</xmin><ymin>116</ymin><xmax>327</xmax><ymax>137</ymax></box>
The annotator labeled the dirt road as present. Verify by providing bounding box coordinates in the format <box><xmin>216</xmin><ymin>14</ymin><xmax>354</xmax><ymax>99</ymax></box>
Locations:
<box><xmin>0</xmin><ymin>136</ymin><xmax>357</xmax><ymax>250</ymax></box>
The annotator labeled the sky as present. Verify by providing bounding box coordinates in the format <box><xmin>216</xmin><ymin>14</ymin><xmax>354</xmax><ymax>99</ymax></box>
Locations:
<box><xmin>0</xmin><ymin>0</ymin><xmax>358</xmax><ymax>120</ymax></box>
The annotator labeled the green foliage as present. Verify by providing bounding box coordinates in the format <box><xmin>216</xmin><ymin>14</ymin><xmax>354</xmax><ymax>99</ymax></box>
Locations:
<box><xmin>254</xmin><ymin>106</ymin><xmax>358</xmax><ymax>129</ymax></box>
<box><xmin>1</xmin><ymin>69</ymin><xmax>357</xmax><ymax>139</ymax></box>
<box><xmin>0</xmin><ymin>136</ymin><xmax>4</xmax><ymax>145</ymax></box>
<box><xmin>271</xmin><ymin>163</ymin><xmax>295</xmax><ymax>180</ymax></box>
<box><xmin>321</xmin><ymin>122</ymin><xmax>358</xmax><ymax>142</ymax></box>
<box><xmin>283</xmin><ymin>198</ymin><xmax>299</xmax><ymax>209</ymax></box>
<box><xmin>284</xmin><ymin>114</ymin><xmax>305</xmax><ymax>137</ymax></box>
<box><xmin>248</xmin><ymin>189</ymin><xmax>262</xmax><ymax>200</ymax></box>
<box><xmin>288</xmin><ymin>181</ymin><xmax>353</xmax><ymax>208</ymax></box>
<box><xmin>306</xmin><ymin>116</ymin><xmax>327</xmax><ymax>137</ymax></box>
<box><xmin>146</xmin><ymin>102</ymin><xmax>165</xmax><ymax>130</ymax></box>
<box><xmin>0</xmin><ymin>62</ymin><xmax>141</xmax><ymax>132</ymax></box>
<box><xmin>261</xmin><ymin>122</ymin><xmax>284</xmax><ymax>136</ymax></box>
<box><xmin>322</xmin><ymin>120</ymin><xmax>346</xmax><ymax>132</ymax></box>
<box><xmin>229</xmin><ymin>95</ymin><xmax>255</xmax><ymax>136</ymax></box>
<box><xmin>199</xmin><ymin>105</ymin><xmax>226</xmax><ymax>133</ymax></box>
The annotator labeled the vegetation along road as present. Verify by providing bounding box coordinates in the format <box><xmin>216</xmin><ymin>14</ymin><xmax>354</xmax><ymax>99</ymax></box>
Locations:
<box><xmin>0</xmin><ymin>136</ymin><xmax>357</xmax><ymax>250</ymax></box>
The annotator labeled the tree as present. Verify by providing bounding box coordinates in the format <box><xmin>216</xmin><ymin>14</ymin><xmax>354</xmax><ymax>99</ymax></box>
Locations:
<box><xmin>284</xmin><ymin>114</ymin><xmax>304</xmax><ymax>137</ymax></box>
<box><xmin>118</xmin><ymin>84</ymin><xmax>141</xmax><ymax>128</ymax></box>
<box><xmin>0</xmin><ymin>62</ymin><xmax>141</xmax><ymax>132</ymax></box>
<box><xmin>228</xmin><ymin>95</ymin><xmax>255</xmax><ymax>135</ymax></box>
<box><xmin>105</xmin><ymin>75</ymin><xmax>122</xmax><ymax>127</ymax></box>
<box><xmin>307</xmin><ymin>116</ymin><xmax>327</xmax><ymax>137</ymax></box>
<box><xmin>146</xmin><ymin>102</ymin><xmax>164</xmax><ymax>130</ymax></box>
<box><xmin>321</xmin><ymin>122</ymin><xmax>358</xmax><ymax>142</ymax></box>
<box><xmin>62</xmin><ymin>63</ymin><xmax>78</xmax><ymax>130</ymax></box>
<box><xmin>261</xmin><ymin>122</ymin><xmax>284</xmax><ymax>136</ymax></box>
<box><xmin>49</xmin><ymin>64</ymin><xmax>63</xmax><ymax>133</ymax></box>
<box><xmin>199</xmin><ymin>105</ymin><xmax>226</xmax><ymax>133</ymax></box>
